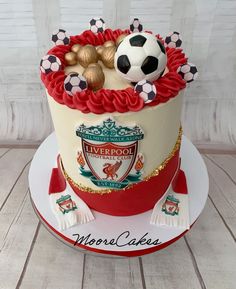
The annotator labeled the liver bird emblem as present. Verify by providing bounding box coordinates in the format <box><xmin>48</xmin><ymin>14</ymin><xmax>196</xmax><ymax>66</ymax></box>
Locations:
<box><xmin>103</xmin><ymin>161</ymin><xmax>122</xmax><ymax>180</ymax></box>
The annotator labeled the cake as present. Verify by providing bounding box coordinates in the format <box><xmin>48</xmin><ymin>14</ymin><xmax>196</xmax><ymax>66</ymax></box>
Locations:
<box><xmin>40</xmin><ymin>18</ymin><xmax>198</xmax><ymax>228</ymax></box>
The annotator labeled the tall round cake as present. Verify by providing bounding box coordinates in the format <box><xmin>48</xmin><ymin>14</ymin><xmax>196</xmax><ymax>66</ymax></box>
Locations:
<box><xmin>40</xmin><ymin>19</ymin><xmax>197</xmax><ymax>217</ymax></box>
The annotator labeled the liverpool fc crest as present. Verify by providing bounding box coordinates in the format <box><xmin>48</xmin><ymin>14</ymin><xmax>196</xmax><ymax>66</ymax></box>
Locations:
<box><xmin>56</xmin><ymin>194</ymin><xmax>78</xmax><ymax>214</ymax></box>
<box><xmin>162</xmin><ymin>195</ymin><xmax>180</xmax><ymax>216</ymax></box>
<box><xmin>76</xmin><ymin>118</ymin><xmax>144</xmax><ymax>189</ymax></box>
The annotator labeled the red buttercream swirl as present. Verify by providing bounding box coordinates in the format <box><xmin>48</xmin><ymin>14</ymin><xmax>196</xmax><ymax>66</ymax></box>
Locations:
<box><xmin>41</xmin><ymin>29</ymin><xmax>187</xmax><ymax>114</ymax></box>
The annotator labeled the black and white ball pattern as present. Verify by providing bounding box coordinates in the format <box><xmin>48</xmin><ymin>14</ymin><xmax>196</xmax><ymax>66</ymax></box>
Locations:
<box><xmin>165</xmin><ymin>31</ymin><xmax>182</xmax><ymax>48</ymax></box>
<box><xmin>130</xmin><ymin>18</ymin><xmax>143</xmax><ymax>33</ymax></box>
<box><xmin>89</xmin><ymin>17</ymin><xmax>105</xmax><ymax>33</ymax></box>
<box><xmin>52</xmin><ymin>29</ymin><xmax>70</xmax><ymax>46</ymax></box>
<box><xmin>177</xmin><ymin>63</ymin><xmax>198</xmax><ymax>83</ymax></box>
<box><xmin>114</xmin><ymin>32</ymin><xmax>167</xmax><ymax>82</ymax></box>
<box><xmin>40</xmin><ymin>55</ymin><xmax>62</xmax><ymax>74</ymax></box>
<box><xmin>64</xmin><ymin>73</ymin><xmax>87</xmax><ymax>96</ymax></box>
<box><xmin>135</xmin><ymin>80</ymin><xmax>157</xmax><ymax>103</ymax></box>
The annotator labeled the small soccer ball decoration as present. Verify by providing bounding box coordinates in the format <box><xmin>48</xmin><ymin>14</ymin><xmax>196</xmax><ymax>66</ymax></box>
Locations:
<box><xmin>64</xmin><ymin>73</ymin><xmax>87</xmax><ymax>96</ymax></box>
<box><xmin>40</xmin><ymin>55</ymin><xmax>62</xmax><ymax>74</ymax></box>
<box><xmin>52</xmin><ymin>29</ymin><xmax>70</xmax><ymax>46</ymax></box>
<box><xmin>177</xmin><ymin>63</ymin><xmax>198</xmax><ymax>83</ymax></box>
<box><xmin>134</xmin><ymin>80</ymin><xmax>157</xmax><ymax>103</ymax></box>
<box><xmin>89</xmin><ymin>17</ymin><xmax>105</xmax><ymax>33</ymax></box>
<box><xmin>130</xmin><ymin>18</ymin><xmax>143</xmax><ymax>33</ymax></box>
<box><xmin>115</xmin><ymin>32</ymin><xmax>167</xmax><ymax>83</ymax></box>
<box><xmin>164</xmin><ymin>31</ymin><xmax>182</xmax><ymax>48</ymax></box>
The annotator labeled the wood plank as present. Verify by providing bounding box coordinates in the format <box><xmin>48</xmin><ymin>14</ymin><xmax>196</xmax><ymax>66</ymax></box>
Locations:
<box><xmin>140</xmin><ymin>238</ymin><xmax>203</xmax><ymax>289</ymax></box>
<box><xmin>0</xmin><ymin>147</ymin><xmax>84</xmax><ymax>288</ymax></box>
<box><xmin>32</xmin><ymin>0</ymin><xmax>60</xmax><ymax>49</ymax></box>
<box><xmin>0</xmin><ymin>149</ymin><xmax>39</xmax><ymax>289</ymax></box>
<box><xmin>0</xmin><ymin>99</ymin><xmax>53</xmax><ymax>144</ymax></box>
<box><xmin>206</xmin><ymin>154</ymin><xmax>236</xmax><ymax>182</ymax></box>
<box><xmin>59</xmin><ymin>0</ymin><xmax>103</xmax><ymax>34</ymax></box>
<box><xmin>0</xmin><ymin>194</ymin><xmax>39</xmax><ymax>289</ymax></box>
<box><xmin>82</xmin><ymin>254</ymin><xmax>143</xmax><ymax>289</ymax></box>
<box><xmin>0</xmin><ymin>148</ymin><xmax>35</xmax><ymax>211</ymax></box>
<box><xmin>0</xmin><ymin>0</ymin><xmax>37</xmax><ymax>48</ymax></box>
<box><xmin>0</xmin><ymin>148</ymin><xmax>10</xmax><ymax>158</ymax></box>
<box><xmin>197</xmin><ymin>145</ymin><xmax>236</xmax><ymax>155</ymax></box>
<box><xmin>0</xmin><ymin>162</ymin><xmax>31</xmax><ymax>249</ymax></box>
<box><xmin>202</xmin><ymin>155</ymin><xmax>236</xmax><ymax>238</ymax></box>
<box><xmin>204</xmin><ymin>155</ymin><xmax>236</xmax><ymax>212</ymax></box>
<box><xmin>0</xmin><ymin>144</ymin><xmax>38</xmax><ymax>149</ymax></box>
<box><xmin>17</xmin><ymin>225</ymin><xmax>85</xmax><ymax>289</ymax></box>
<box><xmin>182</xmin><ymin>98</ymin><xmax>236</xmax><ymax>150</ymax></box>
<box><xmin>185</xmin><ymin>198</ymin><xmax>236</xmax><ymax>289</ymax></box>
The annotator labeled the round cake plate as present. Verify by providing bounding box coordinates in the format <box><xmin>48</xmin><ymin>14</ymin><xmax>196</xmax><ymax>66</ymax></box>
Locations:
<box><xmin>29</xmin><ymin>132</ymin><xmax>209</xmax><ymax>257</ymax></box>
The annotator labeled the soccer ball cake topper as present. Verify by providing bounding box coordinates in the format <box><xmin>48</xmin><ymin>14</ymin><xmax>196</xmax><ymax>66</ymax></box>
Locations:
<box><xmin>114</xmin><ymin>32</ymin><xmax>167</xmax><ymax>83</ymax></box>
<box><xmin>52</xmin><ymin>29</ymin><xmax>70</xmax><ymax>46</ymax></box>
<box><xmin>177</xmin><ymin>63</ymin><xmax>198</xmax><ymax>83</ymax></box>
<box><xmin>134</xmin><ymin>80</ymin><xmax>157</xmax><ymax>103</ymax></box>
<box><xmin>130</xmin><ymin>18</ymin><xmax>143</xmax><ymax>33</ymax></box>
<box><xmin>40</xmin><ymin>55</ymin><xmax>62</xmax><ymax>74</ymax></box>
<box><xmin>164</xmin><ymin>31</ymin><xmax>182</xmax><ymax>48</ymax></box>
<box><xmin>90</xmin><ymin>17</ymin><xmax>105</xmax><ymax>33</ymax></box>
<box><xmin>64</xmin><ymin>73</ymin><xmax>87</xmax><ymax>96</ymax></box>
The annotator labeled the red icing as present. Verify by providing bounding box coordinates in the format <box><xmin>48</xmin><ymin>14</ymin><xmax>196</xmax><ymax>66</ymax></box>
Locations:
<box><xmin>41</xmin><ymin>29</ymin><xmax>187</xmax><ymax>114</ymax></box>
<box><xmin>172</xmin><ymin>169</ymin><xmax>188</xmax><ymax>195</ymax></box>
<box><xmin>58</xmin><ymin>149</ymin><xmax>180</xmax><ymax>216</ymax></box>
<box><xmin>49</xmin><ymin>168</ymin><xmax>66</xmax><ymax>194</ymax></box>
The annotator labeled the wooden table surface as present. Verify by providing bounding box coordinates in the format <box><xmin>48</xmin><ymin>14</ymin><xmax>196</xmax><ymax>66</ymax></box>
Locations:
<box><xmin>0</xmin><ymin>147</ymin><xmax>235</xmax><ymax>289</ymax></box>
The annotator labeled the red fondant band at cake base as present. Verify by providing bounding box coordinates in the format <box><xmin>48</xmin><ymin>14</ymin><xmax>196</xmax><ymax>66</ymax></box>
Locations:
<box><xmin>52</xmin><ymin>149</ymin><xmax>180</xmax><ymax>216</ymax></box>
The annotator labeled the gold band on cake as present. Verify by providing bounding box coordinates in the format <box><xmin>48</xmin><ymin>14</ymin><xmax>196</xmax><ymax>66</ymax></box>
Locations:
<box><xmin>60</xmin><ymin>126</ymin><xmax>182</xmax><ymax>195</ymax></box>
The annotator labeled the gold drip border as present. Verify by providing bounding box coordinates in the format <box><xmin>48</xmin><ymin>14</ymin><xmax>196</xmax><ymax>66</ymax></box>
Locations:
<box><xmin>61</xmin><ymin>127</ymin><xmax>183</xmax><ymax>195</ymax></box>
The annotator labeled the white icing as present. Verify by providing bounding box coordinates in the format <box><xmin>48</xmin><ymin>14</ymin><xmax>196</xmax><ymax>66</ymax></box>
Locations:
<box><xmin>49</xmin><ymin>182</ymin><xmax>95</xmax><ymax>231</ymax></box>
<box><xmin>150</xmin><ymin>192</ymin><xmax>190</xmax><ymax>229</ymax></box>
<box><xmin>47</xmin><ymin>91</ymin><xmax>183</xmax><ymax>190</ymax></box>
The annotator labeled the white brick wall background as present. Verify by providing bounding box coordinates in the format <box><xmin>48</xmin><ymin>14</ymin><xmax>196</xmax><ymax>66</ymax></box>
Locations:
<box><xmin>0</xmin><ymin>0</ymin><xmax>236</xmax><ymax>149</ymax></box>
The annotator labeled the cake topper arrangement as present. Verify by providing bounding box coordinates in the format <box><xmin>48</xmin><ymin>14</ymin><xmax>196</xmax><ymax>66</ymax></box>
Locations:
<box><xmin>130</xmin><ymin>18</ymin><xmax>143</xmax><ymax>32</ymax></box>
<box><xmin>89</xmin><ymin>17</ymin><xmax>105</xmax><ymax>33</ymax></box>
<box><xmin>40</xmin><ymin>55</ymin><xmax>61</xmax><ymax>74</ymax></box>
<box><xmin>177</xmin><ymin>63</ymin><xmax>198</xmax><ymax>83</ymax></box>
<box><xmin>51</xmin><ymin>29</ymin><xmax>70</xmax><ymax>46</ymax></box>
<box><xmin>134</xmin><ymin>80</ymin><xmax>157</xmax><ymax>103</ymax></box>
<box><xmin>114</xmin><ymin>32</ymin><xmax>167</xmax><ymax>82</ymax></box>
<box><xmin>164</xmin><ymin>31</ymin><xmax>182</xmax><ymax>48</ymax></box>
<box><xmin>40</xmin><ymin>17</ymin><xmax>198</xmax><ymax>103</ymax></box>
<box><xmin>64</xmin><ymin>73</ymin><xmax>87</xmax><ymax>96</ymax></box>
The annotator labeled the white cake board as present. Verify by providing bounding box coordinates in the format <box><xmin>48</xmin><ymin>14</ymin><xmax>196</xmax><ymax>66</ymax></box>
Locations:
<box><xmin>29</xmin><ymin>133</ymin><xmax>209</xmax><ymax>257</ymax></box>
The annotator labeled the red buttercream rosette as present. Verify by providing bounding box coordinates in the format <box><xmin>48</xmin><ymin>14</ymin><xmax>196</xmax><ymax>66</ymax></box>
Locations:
<box><xmin>41</xmin><ymin>29</ymin><xmax>187</xmax><ymax>114</ymax></box>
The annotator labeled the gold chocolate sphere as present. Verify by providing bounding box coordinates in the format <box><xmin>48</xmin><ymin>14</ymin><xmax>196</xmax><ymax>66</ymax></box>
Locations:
<box><xmin>101</xmin><ymin>46</ymin><xmax>116</xmax><ymax>69</ymax></box>
<box><xmin>103</xmin><ymin>40</ymin><xmax>115</xmax><ymax>47</ymax></box>
<box><xmin>77</xmin><ymin>45</ymin><xmax>98</xmax><ymax>68</ymax></box>
<box><xmin>88</xmin><ymin>63</ymin><xmax>103</xmax><ymax>71</ymax></box>
<box><xmin>116</xmin><ymin>34</ymin><xmax>128</xmax><ymax>46</ymax></box>
<box><xmin>96</xmin><ymin>45</ymin><xmax>104</xmax><ymax>60</ymax></box>
<box><xmin>82</xmin><ymin>66</ymin><xmax>105</xmax><ymax>91</ymax></box>
<box><xmin>71</xmin><ymin>44</ymin><xmax>81</xmax><ymax>53</ymax></box>
<box><xmin>65</xmin><ymin>51</ymin><xmax>77</xmax><ymax>66</ymax></box>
